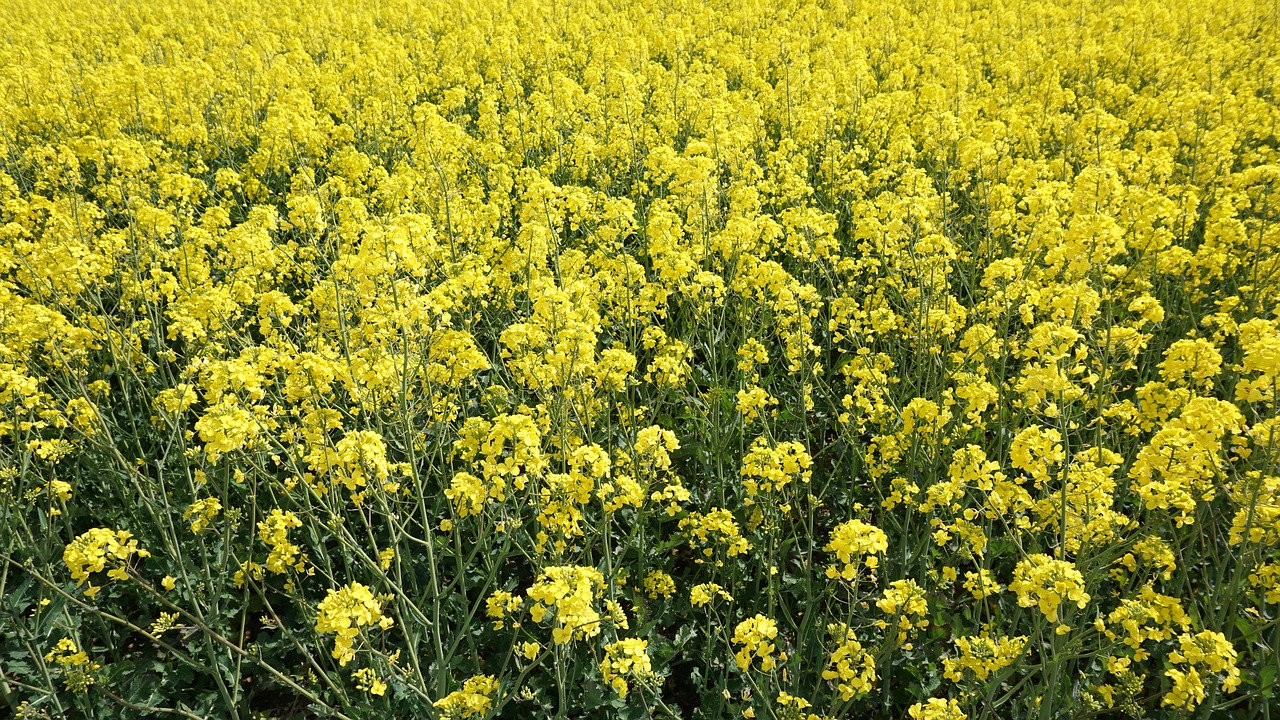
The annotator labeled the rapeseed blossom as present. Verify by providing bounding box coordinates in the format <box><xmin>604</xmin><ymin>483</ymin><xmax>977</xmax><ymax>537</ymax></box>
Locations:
<box><xmin>823</xmin><ymin>624</ymin><xmax>876</xmax><ymax>700</ymax></box>
<box><xmin>62</xmin><ymin>528</ymin><xmax>149</xmax><ymax>596</ymax></box>
<box><xmin>877</xmin><ymin>580</ymin><xmax>930</xmax><ymax>642</ymax></box>
<box><xmin>1009</xmin><ymin>555</ymin><xmax>1091</xmax><ymax>624</ymax></box>
<box><xmin>732</xmin><ymin>615</ymin><xmax>783</xmax><ymax>672</ymax></box>
<box><xmin>942</xmin><ymin>634</ymin><xmax>1028</xmax><ymax>682</ymax></box>
<box><xmin>314</xmin><ymin>583</ymin><xmax>394</xmax><ymax>665</ymax></box>
<box><xmin>434</xmin><ymin>675</ymin><xmax>499</xmax><ymax>719</ymax></box>
<box><xmin>825</xmin><ymin>519</ymin><xmax>888</xmax><ymax>578</ymax></box>
<box><xmin>4</xmin><ymin>0</ymin><xmax>1278</xmax><ymax>715</ymax></box>
<box><xmin>527</xmin><ymin>566</ymin><xmax>606</xmax><ymax>643</ymax></box>
<box><xmin>44</xmin><ymin>639</ymin><xmax>99</xmax><ymax>692</ymax></box>
<box><xmin>600</xmin><ymin>638</ymin><xmax>653</xmax><ymax>697</ymax></box>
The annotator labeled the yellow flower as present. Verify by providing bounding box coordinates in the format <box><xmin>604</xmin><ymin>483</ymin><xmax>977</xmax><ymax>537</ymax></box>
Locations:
<box><xmin>63</xmin><ymin>528</ymin><xmax>148</xmax><ymax>589</ymax></box>
<box><xmin>314</xmin><ymin>583</ymin><xmax>393</xmax><ymax>666</ymax></box>
<box><xmin>643</xmin><ymin>570</ymin><xmax>676</xmax><ymax>599</ymax></box>
<box><xmin>732</xmin><ymin>615</ymin><xmax>782</xmax><ymax>672</ymax></box>
<box><xmin>908</xmin><ymin>698</ymin><xmax>966</xmax><ymax>720</ymax></box>
<box><xmin>877</xmin><ymin>580</ymin><xmax>930</xmax><ymax>642</ymax></box>
<box><xmin>255</xmin><ymin>509</ymin><xmax>305</xmax><ymax>574</ymax></box>
<box><xmin>526</xmin><ymin>566</ymin><xmax>605</xmax><ymax>644</ymax></box>
<box><xmin>680</xmin><ymin>509</ymin><xmax>751</xmax><ymax>565</ymax></box>
<box><xmin>942</xmin><ymin>634</ymin><xmax>1027</xmax><ymax>682</ymax></box>
<box><xmin>824</xmin><ymin>519</ymin><xmax>888</xmax><ymax>578</ymax></box>
<box><xmin>1008</xmin><ymin>555</ymin><xmax>1090</xmax><ymax>623</ymax></box>
<box><xmin>600</xmin><ymin>638</ymin><xmax>653</xmax><ymax>697</ymax></box>
<box><xmin>354</xmin><ymin>667</ymin><xmax>387</xmax><ymax>696</ymax></box>
<box><xmin>44</xmin><ymin>479</ymin><xmax>73</xmax><ymax>502</ymax></box>
<box><xmin>434</xmin><ymin>675</ymin><xmax>499</xmax><ymax>719</ymax></box>
<box><xmin>44</xmin><ymin>638</ymin><xmax>99</xmax><ymax>692</ymax></box>
<box><xmin>486</xmin><ymin>590</ymin><xmax>523</xmax><ymax>629</ymax></box>
<box><xmin>823</xmin><ymin>623</ymin><xmax>876</xmax><ymax>700</ymax></box>
<box><xmin>735</xmin><ymin>386</ymin><xmax>776</xmax><ymax>422</ymax></box>
<box><xmin>183</xmin><ymin>497</ymin><xmax>223</xmax><ymax>534</ymax></box>
<box><xmin>151</xmin><ymin>612</ymin><xmax>181</xmax><ymax>635</ymax></box>
<box><xmin>1161</xmin><ymin>630</ymin><xmax>1241</xmax><ymax>710</ymax></box>
<box><xmin>690</xmin><ymin>583</ymin><xmax>733</xmax><ymax>607</ymax></box>
<box><xmin>740</xmin><ymin>437</ymin><xmax>812</xmax><ymax>496</ymax></box>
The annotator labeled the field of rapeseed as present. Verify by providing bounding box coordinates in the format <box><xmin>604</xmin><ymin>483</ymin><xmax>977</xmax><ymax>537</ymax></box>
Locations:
<box><xmin>1</xmin><ymin>0</ymin><xmax>1279</xmax><ymax>717</ymax></box>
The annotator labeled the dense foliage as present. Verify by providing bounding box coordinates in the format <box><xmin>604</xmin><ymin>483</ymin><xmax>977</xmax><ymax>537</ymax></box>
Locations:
<box><xmin>1</xmin><ymin>0</ymin><xmax>1279</xmax><ymax>718</ymax></box>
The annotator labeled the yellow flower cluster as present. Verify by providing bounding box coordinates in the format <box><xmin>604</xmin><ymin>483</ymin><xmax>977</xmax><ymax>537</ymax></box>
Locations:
<box><xmin>1163</xmin><ymin>632</ymin><xmax>1241</xmax><ymax>711</ymax></box>
<box><xmin>62</xmin><ymin>528</ymin><xmax>149</xmax><ymax>597</ymax></box>
<box><xmin>739</xmin><ymin>437</ymin><xmax>812</xmax><ymax>497</ymax></box>
<box><xmin>824</xmin><ymin>519</ymin><xmax>888</xmax><ymax>578</ymax></box>
<box><xmin>942</xmin><ymin>634</ymin><xmax>1027</xmax><ymax>682</ymax></box>
<box><xmin>44</xmin><ymin>638</ymin><xmax>98</xmax><ymax>692</ymax></box>
<box><xmin>1229</xmin><ymin>474</ymin><xmax>1280</xmax><ymax>546</ymax></box>
<box><xmin>486</xmin><ymin>590</ymin><xmax>524</xmax><ymax>630</ymax></box>
<box><xmin>1097</xmin><ymin>585</ymin><xmax>1191</xmax><ymax>658</ymax></box>
<box><xmin>314</xmin><ymin>582</ymin><xmax>394</xmax><ymax>665</ymax></box>
<box><xmin>908</xmin><ymin>698</ymin><xmax>967</xmax><ymax>720</ymax></box>
<box><xmin>7</xmin><ymin>0</ymin><xmax>1280</xmax><ymax>715</ymax></box>
<box><xmin>732</xmin><ymin>615</ymin><xmax>783</xmax><ymax>672</ymax></box>
<box><xmin>600</xmin><ymin>638</ymin><xmax>653</xmax><ymax>697</ymax></box>
<box><xmin>877</xmin><ymin>580</ymin><xmax>930</xmax><ymax>643</ymax></box>
<box><xmin>962</xmin><ymin>570</ymin><xmax>1003</xmax><ymax>600</ymax></box>
<box><xmin>434</xmin><ymin>675</ymin><xmax>499</xmax><ymax>719</ymax></box>
<box><xmin>353</xmin><ymin>667</ymin><xmax>387</xmax><ymax>696</ymax></box>
<box><xmin>690</xmin><ymin>583</ymin><xmax>733</xmax><ymax>608</ymax></box>
<box><xmin>680</xmin><ymin>509</ymin><xmax>751</xmax><ymax>565</ymax></box>
<box><xmin>1250</xmin><ymin>563</ymin><xmax>1280</xmax><ymax>604</ymax></box>
<box><xmin>643</xmin><ymin>570</ymin><xmax>676</xmax><ymax>600</ymax></box>
<box><xmin>1127</xmin><ymin>397</ymin><xmax>1244</xmax><ymax>526</ymax></box>
<box><xmin>823</xmin><ymin>624</ymin><xmax>876</xmax><ymax>700</ymax></box>
<box><xmin>183</xmin><ymin>498</ymin><xmax>223</xmax><ymax>534</ymax></box>
<box><xmin>258</xmin><ymin>509</ymin><xmax>305</xmax><ymax>575</ymax></box>
<box><xmin>736</xmin><ymin>386</ymin><xmax>777</xmax><ymax>423</ymax></box>
<box><xmin>1116</xmin><ymin>537</ymin><xmax>1178</xmax><ymax>582</ymax></box>
<box><xmin>527</xmin><ymin>566</ymin><xmax>606</xmax><ymax>644</ymax></box>
<box><xmin>1009</xmin><ymin>555</ymin><xmax>1091</xmax><ymax>625</ymax></box>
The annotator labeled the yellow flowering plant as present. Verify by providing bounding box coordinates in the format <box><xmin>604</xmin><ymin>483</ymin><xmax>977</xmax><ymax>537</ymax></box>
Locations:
<box><xmin>0</xmin><ymin>0</ymin><xmax>1278</xmax><ymax>717</ymax></box>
